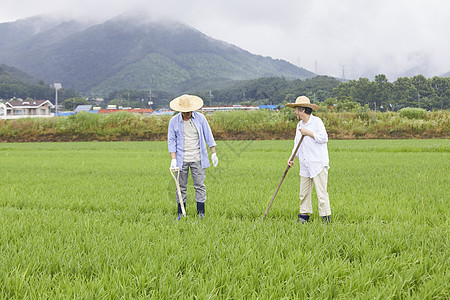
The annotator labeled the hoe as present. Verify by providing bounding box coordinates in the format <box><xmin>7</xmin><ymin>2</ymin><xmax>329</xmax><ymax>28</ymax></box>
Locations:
<box><xmin>263</xmin><ymin>135</ymin><xmax>304</xmax><ymax>220</ymax></box>
<box><xmin>170</xmin><ymin>167</ymin><xmax>186</xmax><ymax>217</ymax></box>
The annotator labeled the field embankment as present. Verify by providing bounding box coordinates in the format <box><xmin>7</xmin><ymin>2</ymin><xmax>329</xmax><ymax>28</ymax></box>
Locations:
<box><xmin>0</xmin><ymin>109</ymin><xmax>448</xmax><ymax>142</ymax></box>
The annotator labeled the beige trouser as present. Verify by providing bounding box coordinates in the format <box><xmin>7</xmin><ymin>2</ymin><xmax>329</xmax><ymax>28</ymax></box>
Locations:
<box><xmin>299</xmin><ymin>167</ymin><xmax>331</xmax><ymax>216</ymax></box>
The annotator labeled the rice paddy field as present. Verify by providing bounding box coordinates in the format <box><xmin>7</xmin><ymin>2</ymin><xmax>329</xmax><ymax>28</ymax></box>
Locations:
<box><xmin>0</xmin><ymin>139</ymin><xmax>448</xmax><ymax>299</ymax></box>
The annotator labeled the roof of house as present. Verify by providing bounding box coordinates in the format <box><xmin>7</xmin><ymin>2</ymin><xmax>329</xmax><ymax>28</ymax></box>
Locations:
<box><xmin>6</xmin><ymin>100</ymin><xmax>55</xmax><ymax>108</ymax></box>
<box><xmin>74</xmin><ymin>105</ymin><xmax>93</xmax><ymax>112</ymax></box>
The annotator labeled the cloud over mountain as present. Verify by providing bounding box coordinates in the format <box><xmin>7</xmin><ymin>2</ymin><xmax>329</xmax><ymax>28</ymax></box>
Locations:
<box><xmin>0</xmin><ymin>14</ymin><xmax>314</xmax><ymax>94</ymax></box>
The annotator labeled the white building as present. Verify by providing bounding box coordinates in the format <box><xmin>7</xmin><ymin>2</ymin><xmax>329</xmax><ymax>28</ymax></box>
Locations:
<box><xmin>2</xmin><ymin>100</ymin><xmax>55</xmax><ymax>119</ymax></box>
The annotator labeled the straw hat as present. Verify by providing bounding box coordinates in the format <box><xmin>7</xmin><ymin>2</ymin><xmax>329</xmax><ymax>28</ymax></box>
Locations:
<box><xmin>286</xmin><ymin>96</ymin><xmax>320</xmax><ymax>110</ymax></box>
<box><xmin>170</xmin><ymin>94</ymin><xmax>204</xmax><ymax>112</ymax></box>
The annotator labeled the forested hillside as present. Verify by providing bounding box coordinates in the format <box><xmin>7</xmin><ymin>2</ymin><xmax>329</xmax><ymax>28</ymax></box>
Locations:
<box><xmin>203</xmin><ymin>76</ymin><xmax>340</xmax><ymax>105</ymax></box>
<box><xmin>1</xmin><ymin>66</ymin><xmax>448</xmax><ymax>111</ymax></box>
<box><xmin>0</xmin><ymin>65</ymin><xmax>78</xmax><ymax>101</ymax></box>
<box><xmin>0</xmin><ymin>14</ymin><xmax>314</xmax><ymax>95</ymax></box>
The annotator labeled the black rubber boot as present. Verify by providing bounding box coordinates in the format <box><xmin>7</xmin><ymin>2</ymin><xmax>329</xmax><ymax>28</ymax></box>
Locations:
<box><xmin>298</xmin><ymin>214</ymin><xmax>310</xmax><ymax>223</ymax></box>
<box><xmin>177</xmin><ymin>203</ymin><xmax>184</xmax><ymax>220</ymax></box>
<box><xmin>197</xmin><ymin>202</ymin><xmax>205</xmax><ymax>219</ymax></box>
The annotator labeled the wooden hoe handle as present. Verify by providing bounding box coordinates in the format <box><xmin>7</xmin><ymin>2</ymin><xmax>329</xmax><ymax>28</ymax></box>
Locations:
<box><xmin>170</xmin><ymin>167</ymin><xmax>186</xmax><ymax>217</ymax></box>
<box><xmin>263</xmin><ymin>135</ymin><xmax>305</xmax><ymax>220</ymax></box>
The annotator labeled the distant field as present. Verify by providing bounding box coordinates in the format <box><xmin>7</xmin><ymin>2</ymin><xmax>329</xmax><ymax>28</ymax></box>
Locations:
<box><xmin>0</xmin><ymin>140</ymin><xmax>448</xmax><ymax>298</ymax></box>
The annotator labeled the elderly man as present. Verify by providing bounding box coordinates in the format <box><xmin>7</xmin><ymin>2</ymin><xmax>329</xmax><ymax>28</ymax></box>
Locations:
<box><xmin>286</xmin><ymin>96</ymin><xmax>331</xmax><ymax>223</ymax></box>
<box><xmin>168</xmin><ymin>94</ymin><xmax>218</xmax><ymax>220</ymax></box>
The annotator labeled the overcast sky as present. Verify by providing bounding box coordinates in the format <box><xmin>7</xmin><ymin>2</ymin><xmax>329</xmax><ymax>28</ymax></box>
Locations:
<box><xmin>1</xmin><ymin>0</ymin><xmax>449</xmax><ymax>79</ymax></box>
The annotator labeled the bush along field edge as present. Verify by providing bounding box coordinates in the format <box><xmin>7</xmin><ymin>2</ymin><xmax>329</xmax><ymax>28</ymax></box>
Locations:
<box><xmin>0</xmin><ymin>109</ymin><xmax>448</xmax><ymax>142</ymax></box>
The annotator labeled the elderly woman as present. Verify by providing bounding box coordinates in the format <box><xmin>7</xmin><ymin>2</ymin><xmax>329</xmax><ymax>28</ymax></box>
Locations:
<box><xmin>286</xmin><ymin>96</ymin><xmax>331</xmax><ymax>223</ymax></box>
<box><xmin>167</xmin><ymin>94</ymin><xmax>218</xmax><ymax>220</ymax></box>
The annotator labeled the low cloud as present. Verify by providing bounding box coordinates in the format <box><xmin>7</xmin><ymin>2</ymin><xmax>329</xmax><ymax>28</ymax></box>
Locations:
<box><xmin>1</xmin><ymin>0</ymin><xmax>449</xmax><ymax>79</ymax></box>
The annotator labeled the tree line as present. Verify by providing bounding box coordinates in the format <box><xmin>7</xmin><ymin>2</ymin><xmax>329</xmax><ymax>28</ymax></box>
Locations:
<box><xmin>332</xmin><ymin>75</ymin><xmax>449</xmax><ymax>111</ymax></box>
<box><xmin>199</xmin><ymin>75</ymin><xmax>449</xmax><ymax>111</ymax></box>
<box><xmin>1</xmin><ymin>65</ymin><xmax>448</xmax><ymax>111</ymax></box>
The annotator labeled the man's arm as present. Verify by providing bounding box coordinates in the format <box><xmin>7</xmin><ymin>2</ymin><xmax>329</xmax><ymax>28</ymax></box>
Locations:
<box><xmin>200</xmin><ymin>114</ymin><xmax>217</xmax><ymax>148</ymax></box>
<box><xmin>167</xmin><ymin>117</ymin><xmax>178</xmax><ymax>153</ymax></box>
<box><xmin>299</xmin><ymin>128</ymin><xmax>314</xmax><ymax>138</ymax></box>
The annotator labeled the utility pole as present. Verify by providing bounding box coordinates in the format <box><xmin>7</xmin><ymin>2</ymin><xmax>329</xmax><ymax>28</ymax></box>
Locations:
<box><xmin>209</xmin><ymin>90</ymin><xmax>213</xmax><ymax>106</ymax></box>
<box><xmin>53</xmin><ymin>83</ymin><xmax>62</xmax><ymax>116</ymax></box>
<box><xmin>417</xmin><ymin>92</ymin><xmax>421</xmax><ymax>108</ymax></box>
<box><xmin>148</xmin><ymin>89</ymin><xmax>153</xmax><ymax>109</ymax></box>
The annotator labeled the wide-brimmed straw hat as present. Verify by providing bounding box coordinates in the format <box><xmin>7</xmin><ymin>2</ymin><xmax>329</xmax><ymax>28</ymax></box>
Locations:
<box><xmin>170</xmin><ymin>94</ymin><xmax>204</xmax><ymax>112</ymax></box>
<box><xmin>286</xmin><ymin>96</ymin><xmax>320</xmax><ymax>110</ymax></box>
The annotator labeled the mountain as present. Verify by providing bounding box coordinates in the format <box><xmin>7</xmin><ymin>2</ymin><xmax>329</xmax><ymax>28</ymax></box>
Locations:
<box><xmin>0</xmin><ymin>64</ymin><xmax>63</xmax><ymax>101</ymax></box>
<box><xmin>0</xmin><ymin>64</ymin><xmax>38</xmax><ymax>84</ymax></box>
<box><xmin>0</xmin><ymin>65</ymin><xmax>29</xmax><ymax>86</ymax></box>
<box><xmin>0</xmin><ymin>14</ymin><xmax>315</xmax><ymax>95</ymax></box>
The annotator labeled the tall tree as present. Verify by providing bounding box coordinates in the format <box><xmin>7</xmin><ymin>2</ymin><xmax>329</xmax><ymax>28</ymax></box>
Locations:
<box><xmin>393</xmin><ymin>77</ymin><xmax>418</xmax><ymax>109</ymax></box>
<box><xmin>411</xmin><ymin>75</ymin><xmax>435</xmax><ymax>108</ymax></box>
<box><xmin>374</xmin><ymin>74</ymin><xmax>393</xmax><ymax>111</ymax></box>
<box><xmin>430</xmin><ymin>76</ymin><xmax>450</xmax><ymax>110</ymax></box>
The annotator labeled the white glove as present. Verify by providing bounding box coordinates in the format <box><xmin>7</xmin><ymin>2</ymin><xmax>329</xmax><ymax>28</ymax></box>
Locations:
<box><xmin>170</xmin><ymin>158</ymin><xmax>177</xmax><ymax>169</ymax></box>
<box><xmin>211</xmin><ymin>153</ymin><xmax>218</xmax><ymax>167</ymax></box>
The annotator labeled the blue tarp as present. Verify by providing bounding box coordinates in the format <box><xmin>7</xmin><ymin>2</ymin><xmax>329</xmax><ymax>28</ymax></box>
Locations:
<box><xmin>56</xmin><ymin>112</ymin><xmax>76</xmax><ymax>116</ymax></box>
<box><xmin>152</xmin><ymin>111</ymin><xmax>175</xmax><ymax>116</ymax></box>
<box><xmin>258</xmin><ymin>105</ymin><xmax>279</xmax><ymax>110</ymax></box>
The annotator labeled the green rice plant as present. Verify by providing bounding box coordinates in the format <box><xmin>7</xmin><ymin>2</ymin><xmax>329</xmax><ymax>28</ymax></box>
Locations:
<box><xmin>0</xmin><ymin>139</ymin><xmax>448</xmax><ymax>298</ymax></box>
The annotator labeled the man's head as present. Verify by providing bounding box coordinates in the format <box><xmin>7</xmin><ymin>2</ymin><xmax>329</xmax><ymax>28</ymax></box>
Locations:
<box><xmin>296</xmin><ymin>106</ymin><xmax>312</xmax><ymax>115</ymax></box>
<box><xmin>294</xmin><ymin>106</ymin><xmax>312</xmax><ymax>120</ymax></box>
<box><xmin>181</xmin><ymin>111</ymin><xmax>193</xmax><ymax>120</ymax></box>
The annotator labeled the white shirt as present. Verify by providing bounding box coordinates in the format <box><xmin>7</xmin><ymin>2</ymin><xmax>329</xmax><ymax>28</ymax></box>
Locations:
<box><xmin>183</xmin><ymin>119</ymin><xmax>201</xmax><ymax>162</ymax></box>
<box><xmin>292</xmin><ymin>114</ymin><xmax>330</xmax><ymax>178</ymax></box>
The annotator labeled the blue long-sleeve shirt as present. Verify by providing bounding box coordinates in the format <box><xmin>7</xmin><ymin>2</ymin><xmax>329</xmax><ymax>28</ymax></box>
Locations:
<box><xmin>168</xmin><ymin>111</ymin><xmax>216</xmax><ymax>169</ymax></box>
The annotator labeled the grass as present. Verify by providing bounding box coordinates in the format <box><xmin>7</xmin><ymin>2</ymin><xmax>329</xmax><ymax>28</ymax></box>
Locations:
<box><xmin>0</xmin><ymin>139</ymin><xmax>448</xmax><ymax>299</ymax></box>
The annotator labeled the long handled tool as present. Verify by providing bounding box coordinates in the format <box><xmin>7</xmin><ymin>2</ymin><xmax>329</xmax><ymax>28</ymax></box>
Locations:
<box><xmin>170</xmin><ymin>167</ymin><xmax>186</xmax><ymax>217</ymax></box>
<box><xmin>263</xmin><ymin>135</ymin><xmax>305</xmax><ymax>220</ymax></box>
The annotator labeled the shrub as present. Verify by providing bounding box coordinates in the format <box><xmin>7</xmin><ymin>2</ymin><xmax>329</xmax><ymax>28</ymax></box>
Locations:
<box><xmin>399</xmin><ymin>107</ymin><xmax>427</xmax><ymax>119</ymax></box>
<box><xmin>0</xmin><ymin>110</ymin><xmax>448</xmax><ymax>142</ymax></box>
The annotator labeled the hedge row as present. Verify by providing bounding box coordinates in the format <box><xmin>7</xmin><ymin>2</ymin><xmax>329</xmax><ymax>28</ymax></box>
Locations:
<box><xmin>0</xmin><ymin>110</ymin><xmax>448</xmax><ymax>142</ymax></box>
